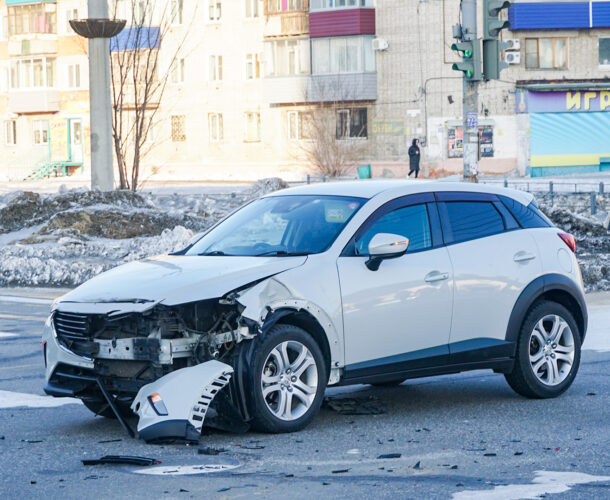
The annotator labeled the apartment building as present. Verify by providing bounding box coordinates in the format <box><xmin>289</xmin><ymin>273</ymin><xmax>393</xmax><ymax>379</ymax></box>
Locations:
<box><xmin>1</xmin><ymin>0</ymin><xmax>608</xmax><ymax>183</ymax></box>
<box><xmin>0</xmin><ymin>0</ymin><xmax>89</xmax><ymax>181</ymax></box>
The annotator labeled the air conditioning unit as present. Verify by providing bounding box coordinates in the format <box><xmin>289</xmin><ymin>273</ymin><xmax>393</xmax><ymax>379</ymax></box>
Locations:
<box><xmin>505</xmin><ymin>39</ymin><xmax>521</xmax><ymax>51</ymax></box>
<box><xmin>372</xmin><ymin>38</ymin><xmax>389</xmax><ymax>51</ymax></box>
<box><xmin>506</xmin><ymin>52</ymin><xmax>521</xmax><ymax>65</ymax></box>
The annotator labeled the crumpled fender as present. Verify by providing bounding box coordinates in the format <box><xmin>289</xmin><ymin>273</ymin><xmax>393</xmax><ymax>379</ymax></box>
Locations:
<box><xmin>236</xmin><ymin>278</ymin><xmax>343</xmax><ymax>370</ymax></box>
<box><xmin>131</xmin><ymin>360</ymin><xmax>233</xmax><ymax>442</ymax></box>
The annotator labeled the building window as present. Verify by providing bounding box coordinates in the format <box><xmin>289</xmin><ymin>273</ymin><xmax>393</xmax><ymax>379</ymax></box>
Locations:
<box><xmin>600</xmin><ymin>38</ymin><xmax>610</xmax><ymax>67</ymax></box>
<box><xmin>171</xmin><ymin>58</ymin><xmax>185</xmax><ymax>84</ymax></box>
<box><xmin>4</xmin><ymin>120</ymin><xmax>17</xmax><ymax>146</ymax></box>
<box><xmin>312</xmin><ymin>36</ymin><xmax>375</xmax><ymax>74</ymax></box>
<box><xmin>10</xmin><ymin>57</ymin><xmax>55</xmax><ymax>89</ymax></box>
<box><xmin>1</xmin><ymin>13</ymin><xmax>8</xmax><ymax>41</ymax></box>
<box><xmin>209</xmin><ymin>55</ymin><xmax>223</xmax><ymax>81</ymax></box>
<box><xmin>288</xmin><ymin>111</ymin><xmax>310</xmax><ymax>140</ymax></box>
<box><xmin>264</xmin><ymin>39</ymin><xmax>310</xmax><ymax>76</ymax></box>
<box><xmin>208</xmin><ymin>113</ymin><xmax>224</xmax><ymax>142</ymax></box>
<box><xmin>171</xmin><ymin>0</ymin><xmax>184</xmax><ymax>25</ymax></box>
<box><xmin>67</xmin><ymin>64</ymin><xmax>81</xmax><ymax>88</ymax></box>
<box><xmin>525</xmin><ymin>38</ymin><xmax>568</xmax><ymax>70</ymax></box>
<box><xmin>33</xmin><ymin>120</ymin><xmax>49</xmax><ymax>145</ymax></box>
<box><xmin>310</xmin><ymin>0</ymin><xmax>373</xmax><ymax>11</ymax></box>
<box><xmin>245</xmin><ymin>53</ymin><xmax>261</xmax><ymax>80</ymax></box>
<box><xmin>65</xmin><ymin>8</ymin><xmax>78</xmax><ymax>33</ymax></box>
<box><xmin>245</xmin><ymin>0</ymin><xmax>260</xmax><ymax>18</ymax></box>
<box><xmin>336</xmin><ymin>108</ymin><xmax>367</xmax><ymax>139</ymax></box>
<box><xmin>245</xmin><ymin>112</ymin><xmax>261</xmax><ymax>142</ymax></box>
<box><xmin>171</xmin><ymin>115</ymin><xmax>186</xmax><ymax>142</ymax></box>
<box><xmin>267</xmin><ymin>0</ymin><xmax>308</xmax><ymax>13</ymax></box>
<box><xmin>207</xmin><ymin>0</ymin><xmax>222</xmax><ymax>22</ymax></box>
<box><xmin>8</xmin><ymin>3</ymin><xmax>57</xmax><ymax>35</ymax></box>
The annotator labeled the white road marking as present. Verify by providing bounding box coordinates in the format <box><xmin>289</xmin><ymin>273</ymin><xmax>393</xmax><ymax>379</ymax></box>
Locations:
<box><xmin>0</xmin><ymin>390</ymin><xmax>81</xmax><ymax>409</ymax></box>
<box><xmin>0</xmin><ymin>332</ymin><xmax>17</xmax><ymax>338</ymax></box>
<box><xmin>133</xmin><ymin>463</ymin><xmax>241</xmax><ymax>476</ymax></box>
<box><xmin>0</xmin><ymin>295</ymin><xmax>53</xmax><ymax>306</ymax></box>
<box><xmin>453</xmin><ymin>470</ymin><xmax>610</xmax><ymax>500</ymax></box>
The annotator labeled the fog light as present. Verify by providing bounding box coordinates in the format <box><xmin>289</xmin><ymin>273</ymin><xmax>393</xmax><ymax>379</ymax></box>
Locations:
<box><xmin>148</xmin><ymin>393</ymin><xmax>168</xmax><ymax>416</ymax></box>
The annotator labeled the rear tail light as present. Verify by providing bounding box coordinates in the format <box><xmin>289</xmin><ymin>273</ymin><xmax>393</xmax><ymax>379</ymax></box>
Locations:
<box><xmin>558</xmin><ymin>233</ymin><xmax>576</xmax><ymax>253</ymax></box>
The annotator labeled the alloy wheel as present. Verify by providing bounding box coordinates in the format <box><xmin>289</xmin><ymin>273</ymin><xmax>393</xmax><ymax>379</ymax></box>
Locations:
<box><xmin>529</xmin><ymin>314</ymin><xmax>575</xmax><ymax>386</ymax></box>
<box><xmin>261</xmin><ymin>340</ymin><xmax>319</xmax><ymax>421</ymax></box>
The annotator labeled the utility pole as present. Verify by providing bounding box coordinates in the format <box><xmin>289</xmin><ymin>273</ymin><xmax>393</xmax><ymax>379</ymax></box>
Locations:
<box><xmin>452</xmin><ymin>0</ymin><xmax>511</xmax><ymax>183</ymax></box>
<box><xmin>459</xmin><ymin>0</ymin><xmax>480</xmax><ymax>183</ymax></box>
<box><xmin>70</xmin><ymin>1</ymin><xmax>125</xmax><ymax>191</ymax></box>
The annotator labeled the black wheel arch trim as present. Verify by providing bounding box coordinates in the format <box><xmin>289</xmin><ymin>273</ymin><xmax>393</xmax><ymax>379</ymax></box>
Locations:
<box><xmin>505</xmin><ymin>273</ymin><xmax>588</xmax><ymax>350</ymax></box>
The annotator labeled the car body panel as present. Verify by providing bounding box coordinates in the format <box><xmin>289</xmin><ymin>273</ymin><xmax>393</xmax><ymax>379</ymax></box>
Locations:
<box><xmin>59</xmin><ymin>254</ymin><xmax>308</xmax><ymax>307</ymax></box>
<box><xmin>446</xmin><ymin>230</ymin><xmax>543</xmax><ymax>346</ymax></box>
<box><xmin>337</xmin><ymin>246</ymin><xmax>454</xmax><ymax>365</ymax></box>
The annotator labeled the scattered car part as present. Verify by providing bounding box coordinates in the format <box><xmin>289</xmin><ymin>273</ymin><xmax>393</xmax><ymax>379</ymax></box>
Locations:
<box><xmin>82</xmin><ymin>455</ymin><xmax>160</xmax><ymax>466</ymax></box>
<box><xmin>131</xmin><ymin>360</ymin><xmax>233</xmax><ymax>442</ymax></box>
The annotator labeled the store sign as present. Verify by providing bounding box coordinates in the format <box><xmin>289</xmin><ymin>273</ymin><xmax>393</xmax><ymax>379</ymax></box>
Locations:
<box><xmin>516</xmin><ymin>90</ymin><xmax>610</xmax><ymax>113</ymax></box>
<box><xmin>371</xmin><ymin>119</ymin><xmax>405</xmax><ymax>136</ymax></box>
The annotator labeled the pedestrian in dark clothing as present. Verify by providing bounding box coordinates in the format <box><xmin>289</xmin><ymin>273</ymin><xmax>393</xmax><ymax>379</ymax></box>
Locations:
<box><xmin>408</xmin><ymin>139</ymin><xmax>421</xmax><ymax>178</ymax></box>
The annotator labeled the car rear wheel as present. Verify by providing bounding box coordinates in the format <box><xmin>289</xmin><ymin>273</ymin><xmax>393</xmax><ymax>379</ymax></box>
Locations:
<box><xmin>505</xmin><ymin>301</ymin><xmax>581</xmax><ymax>399</ymax></box>
<box><xmin>247</xmin><ymin>324</ymin><xmax>327</xmax><ymax>433</ymax></box>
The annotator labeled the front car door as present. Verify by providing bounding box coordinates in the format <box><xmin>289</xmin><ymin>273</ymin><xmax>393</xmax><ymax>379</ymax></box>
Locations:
<box><xmin>337</xmin><ymin>193</ymin><xmax>454</xmax><ymax>381</ymax></box>
<box><xmin>436</xmin><ymin>191</ymin><xmax>543</xmax><ymax>361</ymax></box>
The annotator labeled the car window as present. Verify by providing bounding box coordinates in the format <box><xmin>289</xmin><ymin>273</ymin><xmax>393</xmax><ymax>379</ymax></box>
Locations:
<box><xmin>440</xmin><ymin>201</ymin><xmax>505</xmax><ymax>244</ymax></box>
<box><xmin>355</xmin><ymin>204</ymin><xmax>432</xmax><ymax>256</ymax></box>
<box><xmin>499</xmin><ymin>196</ymin><xmax>553</xmax><ymax>229</ymax></box>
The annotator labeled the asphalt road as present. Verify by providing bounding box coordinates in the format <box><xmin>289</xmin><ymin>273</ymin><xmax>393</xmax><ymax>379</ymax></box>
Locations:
<box><xmin>0</xmin><ymin>289</ymin><xmax>608</xmax><ymax>499</ymax></box>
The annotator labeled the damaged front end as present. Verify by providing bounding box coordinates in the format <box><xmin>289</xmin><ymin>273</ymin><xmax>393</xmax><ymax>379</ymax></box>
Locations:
<box><xmin>45</xmin><ymin>296</ymin><xmax>259</xmax><ymax>442</ymax></box>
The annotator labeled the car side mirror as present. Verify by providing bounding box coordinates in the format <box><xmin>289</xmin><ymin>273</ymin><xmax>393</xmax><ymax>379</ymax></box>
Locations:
<box><xmin>365</xmin><ymin>233</ymin><xmax>409</xmax><ymax>271</ymax></box>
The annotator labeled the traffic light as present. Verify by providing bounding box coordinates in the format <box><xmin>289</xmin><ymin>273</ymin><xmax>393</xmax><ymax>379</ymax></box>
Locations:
<box><xmin>451</xmin><ymin>41</ymin><xmax>482</xmax><ymax>81</ymax></box>
<box><xmin>483</xmin><ymin>39</ymin><xmax>509</xmax><ymax>80</ymax></box>
<box><xmin>483</xmin><ymin>0</ymin><xmax>511</xmax><ymax>40</ymax></box>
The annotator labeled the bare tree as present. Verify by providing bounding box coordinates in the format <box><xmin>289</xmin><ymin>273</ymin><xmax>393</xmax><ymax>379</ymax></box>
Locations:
<box><xmin>297</xmin><ymin>77</ymin><xmax>368</xmax><ymax>178</ymax></box>
<box><xmin>109</xmin><ymin>0</ymin><xmax>194</xmax><ymax>191</ymax></box>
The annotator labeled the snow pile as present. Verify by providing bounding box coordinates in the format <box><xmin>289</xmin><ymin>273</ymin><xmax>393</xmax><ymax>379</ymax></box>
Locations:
<box><xmin>0</xmin><ymin>226</ymin><xmax>194</xmax><ymax>287</ymax></box>
<box><xmin>246</xmin><ymin>177</ymin><xmax>289</xmax><ymax>199</ymax></box>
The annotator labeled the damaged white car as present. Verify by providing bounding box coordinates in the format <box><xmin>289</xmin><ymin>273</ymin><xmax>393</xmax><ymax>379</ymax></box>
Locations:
<box><xmin>43</xmin><ymin>181</ymin><xmax>587</xmax><ymax>442</ymax></box>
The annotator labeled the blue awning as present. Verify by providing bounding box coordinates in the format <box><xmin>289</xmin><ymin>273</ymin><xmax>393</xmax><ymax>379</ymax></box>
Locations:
<box><xmin>110</xmin><ymin>27</ymin><xmax>161</xmax><ymax>51</ymax></box>
<box><xmin>509</xmin><ymin>2</ymin><xmax>610</xmax><ymax>30</ymax></box>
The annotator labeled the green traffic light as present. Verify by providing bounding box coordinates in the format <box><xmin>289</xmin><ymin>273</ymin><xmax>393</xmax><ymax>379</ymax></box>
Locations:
<box><xmin>464</xmin><ymin>49</ymin><xmax>472</xmax><ymax>58</ymax></box>
<box><xmin>466</xmin><ymin>69</ymin><xmax>473</xmax><ymax>78</ymax></box>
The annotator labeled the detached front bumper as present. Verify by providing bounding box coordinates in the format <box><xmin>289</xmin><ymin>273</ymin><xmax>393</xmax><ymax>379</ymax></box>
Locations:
<box><xmin>131</xmin><ymin>361</ymin><xmax>234</xmax><ymax>442</ymax></box>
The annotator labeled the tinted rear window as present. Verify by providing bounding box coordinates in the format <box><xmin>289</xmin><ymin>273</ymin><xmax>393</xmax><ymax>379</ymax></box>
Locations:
<box><xmin>440</xmin><ymin>201</ymin><xmax>505</xmax><ymax>243</ymax></box>
<box><xmin>500</xmin><ymin>196</ymin><xmax>553</xmax><ymax>229</ymax></box>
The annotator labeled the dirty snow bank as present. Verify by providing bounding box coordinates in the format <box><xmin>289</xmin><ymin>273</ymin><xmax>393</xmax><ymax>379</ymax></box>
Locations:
<box><xmin>0</xmin><ymin>178</ymin><xmax>288</xmax><ymax>287</ymax></box>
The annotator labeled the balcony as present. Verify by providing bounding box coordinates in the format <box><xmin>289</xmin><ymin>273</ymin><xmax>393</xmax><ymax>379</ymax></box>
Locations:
<box><xmin>263</xmin><ymin>11</ymin><xmax>309</xmax><ymax>38</ymax></box>
<box><xmin>263</xmin><ymin>72</ymin><xmax>377</xmax><ymax>104</ymax></box>
<box><xmin>8</xmin><ymin>89</ymin><xmax>60</xmax><ymax>113</ymax></box>
<box><xmin>8</xmin><ymin>38</ymin><xmax>58</xmax><ymax>56</ymax></box>
<box><xmin>309</xmin><ymin>8</ymin><xmax>375</xmax><ymax>38</ymax></box>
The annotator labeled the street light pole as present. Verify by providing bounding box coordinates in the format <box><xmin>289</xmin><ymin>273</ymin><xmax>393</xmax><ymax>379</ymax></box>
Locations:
<box><xmin>87</xmin><ymin>0</ymin><xmax>114</xmax><ymax>191</ymax></box>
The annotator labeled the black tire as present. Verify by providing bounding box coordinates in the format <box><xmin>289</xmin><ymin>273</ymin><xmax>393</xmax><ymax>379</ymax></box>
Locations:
<box><xmin>246</xmin><ymin>324</ymin><xmax>327</xmax><ymax>433</ymax></box>
<box><xmin>505</xmin><ymin>300</ymin><xmax>581</xmax><ymax>399</ymax></box>
<box><xmin>81</xmin><ymin>398</ymin><xmax>117</xmax><ymax>419</ymax></box>
<box><xmin>371</xmin><ymin>378</ymin><xmax>407</xmax><ymax>387</ymax></box>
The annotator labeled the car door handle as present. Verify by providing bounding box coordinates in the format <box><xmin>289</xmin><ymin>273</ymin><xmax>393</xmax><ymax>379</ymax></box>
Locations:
<box><xmin>513</xmin><ymin>251</ymin><xmax>537</xmax><ymax>263</ymax></box>
<box><xmin>425</xmin><ymin>271</ymin><xmax>449</xmax><ymax>283</ymax></box>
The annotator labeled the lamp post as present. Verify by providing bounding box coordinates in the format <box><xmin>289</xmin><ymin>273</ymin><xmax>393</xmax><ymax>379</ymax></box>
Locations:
<box><xmin>70</xmin><ymin>1</ymin><xmax>125</xmax><ymax>191</ymax></box>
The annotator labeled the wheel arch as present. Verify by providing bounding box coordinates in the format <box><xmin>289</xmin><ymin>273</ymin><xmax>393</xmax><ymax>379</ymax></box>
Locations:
<box><xmin>262</xmin><ymin>308</ymin><xmax>332</xmax><ymax>379</ymax></box>
<box><xmin>506</xmin><ymin>273</ymin><xmax>588</xmax><ymax>349</ymax></box>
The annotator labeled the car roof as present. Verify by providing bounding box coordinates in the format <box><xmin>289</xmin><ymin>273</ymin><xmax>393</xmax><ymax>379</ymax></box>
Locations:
<box><xmin>266</xmin><ymin>180</ymin><xmax>534</xmax><ymax>206</ymax></box>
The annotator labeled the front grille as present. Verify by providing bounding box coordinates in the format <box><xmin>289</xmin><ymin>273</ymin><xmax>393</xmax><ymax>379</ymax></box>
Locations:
<box><xmin>54</xmin><ymin>311</ymin><xmax>90</xmax><ymax>341</ymax></box>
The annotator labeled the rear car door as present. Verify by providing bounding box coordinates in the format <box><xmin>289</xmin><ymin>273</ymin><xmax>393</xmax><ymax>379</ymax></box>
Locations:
<box><xmin>436</xmin><ymin>192</ymin><xmax>543</xmax><ymax>359</ymax></box>
<box><xmin>337</xmin><ymin>193</ymin><xmax>454</xmax><ymax>379</ymax></box>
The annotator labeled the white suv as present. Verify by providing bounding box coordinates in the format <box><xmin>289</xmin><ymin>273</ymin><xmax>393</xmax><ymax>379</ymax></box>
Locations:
<box><xmin>43</xmin><ymin>181</ymin><xmax>587</xmax><ymax>442</ymax></box>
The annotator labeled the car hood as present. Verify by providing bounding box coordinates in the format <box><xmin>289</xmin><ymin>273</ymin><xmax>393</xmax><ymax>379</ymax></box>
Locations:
<box><xmin>57</xmin><ymin>255</ymin><xmax>307</xmax><ymax>313</ymax></box>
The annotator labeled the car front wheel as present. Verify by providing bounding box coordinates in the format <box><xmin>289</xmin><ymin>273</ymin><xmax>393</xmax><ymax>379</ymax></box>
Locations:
<box><xmin>505</xmin><ymin>301</ymin><xmax>581</xmax><ymax>399</ymax></box>
<box><xmin>247</xmin><ymin>324</ymin><xmax>327</xmax><ymax>433</ymax></box>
